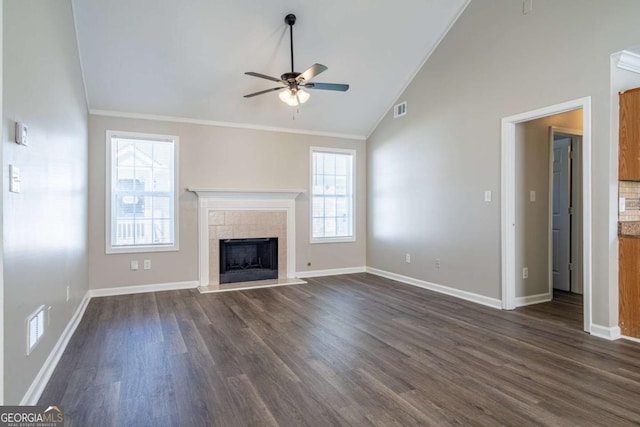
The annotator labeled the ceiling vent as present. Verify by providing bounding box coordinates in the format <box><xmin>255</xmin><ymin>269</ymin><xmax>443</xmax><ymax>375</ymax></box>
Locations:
<box><xmin>393</xmin><ymin>101</ymin><xmax>407</xmax><ymax>118</ymax></box>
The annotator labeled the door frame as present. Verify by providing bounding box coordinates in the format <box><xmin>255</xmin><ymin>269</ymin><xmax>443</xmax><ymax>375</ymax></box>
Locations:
<box><xmin>548</xmin><ymin>127</ymin><xmax>583</xmax><ymax>297</ymax></box>
<box><xmin>501</xmin><ymin>97</ymin><xmax>592</xmax><ymax>333</ymax></box>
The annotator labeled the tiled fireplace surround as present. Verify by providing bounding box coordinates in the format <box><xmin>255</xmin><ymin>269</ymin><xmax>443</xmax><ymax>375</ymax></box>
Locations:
<box><xmin>189</xmin><ymin>189</ymin><xmax>304</xmax><ymax>291</ymax></box>
<box><xmin>209</xmin><ymin>210</ymin><xmax>287</xmax><ymax>283</ymax></box>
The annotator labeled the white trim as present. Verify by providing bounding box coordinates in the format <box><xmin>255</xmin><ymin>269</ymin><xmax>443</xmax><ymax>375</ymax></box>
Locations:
<box><xmin>89</xmin><ymin>280</ymin><xmax>198</xmax><ymax>298</ymax></box>
<box><xmin>309</xmin><ymin>147</ymin><xmax>357</xmax><ymax>244</ymax></box>
<box><xmin>198</xmin><ymin>278</ymin><xmax>306</xmax><ymax>294</ymax></box>
<box><xmin>296</xmin><ymin>266</ymin><xmax>366</xmax><ymax>278</ymax></box>
<box><xmin>501</xmin><ymin>97</ymin><xmax>592</xmax><ymax>333</ymax></box>
<box><xmin>589</xmin><ymin>324</ymin><xmax>621</xmax><ymax>341</ymax></box>
<box><xmin>615</xmin><ymin>50</ymin><xmax>640</xmax><ymax>74</ymax></box>
<box><xmin>366</xmin><ymin>0</ymin><xmax>471</xmax><ymax>139</ymax></box>
<box><xmin>514</xmin><ymin>293</ymin><xmax>552</xmax><ymax>308</ymax></box>
<box><xmin>105</xmin><ymin>130</ymin><xmax>180</xmax><ymax>254</ymax></box>
<box><xmin>20</xmin><ymin>292</ymin><xmax>91</xmax><ymax>405</ymax></box>
<box><xmin>90</xmin><ymin>109</ymin><xmax>366</xmax><ymax>141</ymax></box>
<box><xmin>366</xmin><ymin>267</ymin><xmax>502</xmax><ymax>309</ymax></box>
<box><xmin>188</xmin><ymin>188</ymin><xmax>305</xmax><ymax>200</ymax></box>
<box><xmin>621</xmin><ymin>334</ymin><xmax>640</xmax><ymax>344</ymax></box>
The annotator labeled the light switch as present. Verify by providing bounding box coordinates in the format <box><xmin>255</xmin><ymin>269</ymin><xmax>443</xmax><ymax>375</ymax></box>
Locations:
<box><xmin>523</xmin><ymin>0</ymin><xmax>533</xmax><ymax>14</ymax></box>
<box><xmin>9</xmin><ymin>165</ymin><xmax>21</xmax><ymax>193</ymax></box>
<box><xmin>620</xmin><ymin>197</ymin><xmax>626</xmax><ymax>212</ymax></box>
<box><xmin>530</xmin><ymin>190</ymin><xmax>536</xmax><ymax>202</ymax></box>
<box><xmin>484</xmin><ymin>190</ymin><xmax>492</xmax><ymax>202</ymax></box>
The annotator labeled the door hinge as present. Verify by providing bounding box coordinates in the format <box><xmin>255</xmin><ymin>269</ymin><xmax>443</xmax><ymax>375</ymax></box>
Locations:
<box><xmin>568</xmin><ymin>263</ymin><xmax>573</xmax><ymax>271</ymax></box>
<box><xmin>568</xmin><ymin>207</ymin><xmax>574</xmax><ymax>215</ymax></box>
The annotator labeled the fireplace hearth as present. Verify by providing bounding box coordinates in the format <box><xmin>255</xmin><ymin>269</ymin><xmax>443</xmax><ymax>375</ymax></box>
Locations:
<box><xmin>219</xmin><ymin>238</ymin><xmax>278</xmax><ymax>284</ymax></box>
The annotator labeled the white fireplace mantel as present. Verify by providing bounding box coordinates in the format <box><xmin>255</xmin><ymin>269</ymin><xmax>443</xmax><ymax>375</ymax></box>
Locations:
<box><xmin>188</xmin><ymin>188</ymin><xmax>306</xmax><ymax>290</ymax></box>
<box><xmin>188</xmin><ymin>188</ymin><xmax>306</xmax><ymax>200</ymax></box>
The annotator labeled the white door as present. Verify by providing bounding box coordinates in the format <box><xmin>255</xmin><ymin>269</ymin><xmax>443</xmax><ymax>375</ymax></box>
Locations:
<box><xmin>552</xmin><ymin>136</ymin><xmax>571</xmax><ymax>291</ymax></box>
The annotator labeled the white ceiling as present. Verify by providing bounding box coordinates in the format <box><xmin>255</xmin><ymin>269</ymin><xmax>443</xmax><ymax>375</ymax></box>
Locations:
<box><xmin>72</xmin><ymin>0</ymin><xmax>468</xmax><ymax>138</ymax></box>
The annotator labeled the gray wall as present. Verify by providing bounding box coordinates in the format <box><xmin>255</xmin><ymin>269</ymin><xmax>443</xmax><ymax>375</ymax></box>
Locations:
<box><xmin>515</xmin><ymin>110</ymin><xmax>582</xmax><ymax>298</ymax></box>
<box><xmin>3</xmin><ymin>0</ymin><xmax>88</xmax><ymax>403</ymax></box>
<box><xmin>88</xmin><ymin>115</ymin><xmax>366</xmax><ymax>289</ymax></box>
<box><xmin>367</xmin><ymin>0</ymin><xmax>640</xmax><ymax>327</ymax></box>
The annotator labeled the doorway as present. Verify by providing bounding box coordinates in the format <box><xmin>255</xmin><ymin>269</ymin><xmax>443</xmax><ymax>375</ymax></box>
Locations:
<box><xmin>501</xmin><ymin>97</ymin><xmax>592</xmax><ymax>333</ymax></box>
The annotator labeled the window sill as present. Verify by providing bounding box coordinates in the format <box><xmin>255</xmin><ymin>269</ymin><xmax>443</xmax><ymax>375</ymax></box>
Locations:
<box><xmin>310</xmin><ymin>237</ymin><xmax>356</xmax><ymax>244</ymax></box>
<box><xmin>106</xmin><ymin>245</ymin><xmax>179</xmax><ymax>255</ymax></box>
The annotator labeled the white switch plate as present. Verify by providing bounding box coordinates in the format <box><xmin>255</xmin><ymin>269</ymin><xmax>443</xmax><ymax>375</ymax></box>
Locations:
<box><xmin>9</xmin><ymin>165</ymin><xmax>21</xmax><ymax>193</ymax></box>
<box><xmin>144</xmin><ymin>259</ymin><xmax>151</xmax><ymax>270</ymax></box>
<box><xmin>523</xmin><ymin>267</ymin><xmax>529</xmax><ymax>279</ymax></box>
<box><xmin>530</xmin><ymin>190</ymin><xmax>536</xmax><ymax>202</ymax></box>
<box><xmin>484</xmin><ymin>190</ymin><xmax>492</xmax><ymax>202</ymax></box>
<box><xmin>405</xmin><ymin>253</ymin><xmax>411</xmax><ymax>263</ymax></box>
<box><xmin>620</xmin><ymin>197</ymin><xmax>626</xmax><ymax>212</ymax></box>
<box><xmin>130</xmin><ymin>260</ymin><xmax>139</xmax><ymax>271</ymax></box>
<box><xmin>523</xmin><ymin>0</ymin><xmax>533</xmax><ymax>14</ymax></box>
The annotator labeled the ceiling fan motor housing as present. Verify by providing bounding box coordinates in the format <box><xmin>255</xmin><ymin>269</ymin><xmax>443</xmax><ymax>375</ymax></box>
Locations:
<box><xmin>284</xmin><ymin>14</ymin><xmax>296</xmax><ymax>26</ymax></box>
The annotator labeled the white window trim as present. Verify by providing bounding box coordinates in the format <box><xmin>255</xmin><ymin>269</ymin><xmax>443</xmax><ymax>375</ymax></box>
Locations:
<box><xmin>105</xmin><ymin>130</ymin><xmax>180</xmax><ymax>254</ymax></box>
<box><xmin>309</xmin><ymin>146</ymin><xmax>356</xmax><ymax>244</ymax></box>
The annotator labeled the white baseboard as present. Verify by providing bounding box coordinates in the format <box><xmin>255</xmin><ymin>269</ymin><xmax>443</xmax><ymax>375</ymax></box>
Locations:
<box><xmin>21</xmin><ymin>291</ymin><xmax>92</xmax><ymax>405</ymax></box>
<box><xmin>296</xmin><ymin>266</ymin><xmax>366</xmax><ymax>279</ymax></box>
<box><xmin>89</xmin><ymin>280</ymin><xmax>199</xmax><ymax>298</ymax></box>
<box><xmin>621</xmin><ymin>334</ymin><xmax>640</xmax><ymax>344</ymax></box>
<box><xmin>514</xmin><ymin>292</ymin><xmax>552</xmax><ymax>307</ymax></box>
<box><xmin>590</xmin><ymin>324</ymin><xmax>621</xmax><ymax>340</ymax></box>
<box><xmin>366</xmin><ymin>267</ymin><xmax>502</xmax><ymax>309</ymax></box>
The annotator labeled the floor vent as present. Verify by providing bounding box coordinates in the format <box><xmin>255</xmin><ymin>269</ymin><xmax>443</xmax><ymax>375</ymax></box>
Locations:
<box><xmin>27</xmin><ymin>305</ymin><xmax>45</xmax><ymax>355</ymax></box>
<box><xmin>393</xmin><ymin>101</ymin><xmax>407</xmax><ymax>118</ymax></box>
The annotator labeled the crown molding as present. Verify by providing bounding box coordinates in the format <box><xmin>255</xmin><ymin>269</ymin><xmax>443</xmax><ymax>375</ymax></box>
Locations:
<box><xmin>89</xmin><ymin>109</ymin><xmax>366</xmax><ymax>141</ymax></box>
<box><xmin>616</xmin><ymin>50</ymin><xmax>640</xmax><ymax>74</ymax></box>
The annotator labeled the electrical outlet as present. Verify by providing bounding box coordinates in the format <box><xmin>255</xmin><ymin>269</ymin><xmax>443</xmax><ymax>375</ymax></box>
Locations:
<box><xmin>523</xmin><ymin>267</ymin><xmax>529</xmax><ymax>279</ymax></box>
<box><xmin>66</xmin><ymin>286</ymin><xmax>70</xmax><ymax>302</ymax></box>
<box><xmin>435</xmin><ymin>258</ymin><xmax>441</xmax><ymax>269</ymax></box>
<box><xmin>131</xmin><ymin>260</ymin><xmax>139</xmax><ymax>271</ymax></box>
<box><xmin>143</xmin><ymin>259</ymin><xmax>151</xmax><ymax>270</ymax></box>
<box><xmin>405</xmin><ymin>253</ymin><xmax>411</xmax><ymax>263</ymax></box>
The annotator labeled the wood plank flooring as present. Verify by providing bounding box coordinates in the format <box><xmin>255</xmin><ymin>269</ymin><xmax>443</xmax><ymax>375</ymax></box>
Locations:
<box><xmin>39</xmin><ymin>274</ymin><xmax>640</xmax><ymax>426</ymax></box>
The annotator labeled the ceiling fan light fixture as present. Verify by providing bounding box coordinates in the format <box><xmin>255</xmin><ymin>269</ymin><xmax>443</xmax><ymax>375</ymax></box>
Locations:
<box><xmin>279</xmin><ymin>87</ymin><xmax>310</xmax><ymax>106</ymax></box>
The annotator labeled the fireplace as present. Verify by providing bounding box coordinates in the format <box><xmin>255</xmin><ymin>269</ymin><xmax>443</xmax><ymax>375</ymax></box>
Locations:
<box><xmin>188</xmin><ymin>188</ymin><xmax>305</xmax><ymax>291</ymax></box>
<box><xmin>219</xmin><ymin>238</ymin><xmax>278</xmax><ymax>284</ymax></box>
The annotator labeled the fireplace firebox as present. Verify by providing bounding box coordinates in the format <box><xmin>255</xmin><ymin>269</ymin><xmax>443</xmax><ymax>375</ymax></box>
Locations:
<box><xmin>219</xmin><ymin>238</ymin><xmax>278</xmax><ymax>284</ymax></box>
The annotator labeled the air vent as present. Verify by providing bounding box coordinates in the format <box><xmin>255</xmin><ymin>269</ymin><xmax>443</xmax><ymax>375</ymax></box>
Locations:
<box><xmin>27</xmin><ymin>305</ymin><xmax>45</xmax><ymax>355</ymax></box>
<box><xmin>393</xmin><ymin>101</ymin><xmax>407</xmax><ymax>118</ymax></box>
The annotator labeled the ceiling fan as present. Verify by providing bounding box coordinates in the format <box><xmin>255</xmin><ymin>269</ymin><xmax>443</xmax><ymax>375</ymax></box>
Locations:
<box><xmin>244</xmin><ymin>13</ymin><xmax>349</xmax><ymax>107</ymax></box>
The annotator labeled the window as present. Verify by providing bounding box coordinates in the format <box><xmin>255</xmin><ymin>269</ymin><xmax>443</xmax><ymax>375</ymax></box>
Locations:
<box><xmin>106</xmin><ymin>131</ymin><xmax>179</xmax><ymax>253</ymax></box>
<box><xmin>310</xmin><ymin>147</ymin><xmax>355</xmax><ymax>243</ymax></box>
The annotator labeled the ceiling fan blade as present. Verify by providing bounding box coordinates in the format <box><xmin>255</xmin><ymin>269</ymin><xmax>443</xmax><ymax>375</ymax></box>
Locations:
<box><xmin>245</xmin><ymin>72</ymin><xmax>284</xmax><ymax>83</ymax></box>
<box><xmin>296</xmin><ymin>63</ymin><xmax>328</xmax><ymax>82</ymax></box>
<box><xmin>302</xmin><ymin>82</ymin><xmax>349</xmax><ymax>92</ymax></box>
<box><xmin>244</xmin><ymin>87</ymin><xmax>283</xmax><ymax>98</ymax></box>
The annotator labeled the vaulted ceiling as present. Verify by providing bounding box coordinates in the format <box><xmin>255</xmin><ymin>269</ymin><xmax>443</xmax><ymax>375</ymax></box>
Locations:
<box><xmin>72</xmin><ymin>0</ymin><xmax>468</xmax><ymax>138</ymax></box>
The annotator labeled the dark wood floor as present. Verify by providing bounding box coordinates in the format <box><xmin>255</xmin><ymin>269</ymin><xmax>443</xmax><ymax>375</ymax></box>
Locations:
<box><xmin>40</xmin><ymin>274</ymin><xmax>640</xmax><ymax>426</ymax></box>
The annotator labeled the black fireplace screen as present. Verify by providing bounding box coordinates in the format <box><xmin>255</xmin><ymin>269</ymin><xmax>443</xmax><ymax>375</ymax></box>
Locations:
<box><xmin>219</xmin><ymin>238</ymin><xmax>278</xmax><ymax>284</ymax></box>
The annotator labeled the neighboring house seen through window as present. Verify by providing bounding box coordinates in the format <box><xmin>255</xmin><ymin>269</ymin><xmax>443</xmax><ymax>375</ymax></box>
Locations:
<box><xmin>106</xmin><ymin>131</ymin><xmax>179</xmax><ymax>253</ymax></box>
<box><xmin>310</xmin><ymin>147</ymin><xmax>355</xmax><ymax>243</ymax></box>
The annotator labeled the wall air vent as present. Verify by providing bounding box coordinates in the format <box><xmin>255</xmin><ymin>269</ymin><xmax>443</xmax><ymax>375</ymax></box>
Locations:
<box><xmin>393</xmin><ymin>101</ymin><xmax>407</xmax><ymax>118</ymax></box>
<box><xmin>27</xmin><ymin>305</ymin><xmax>45</xmax><ymax>355</ymax></box>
